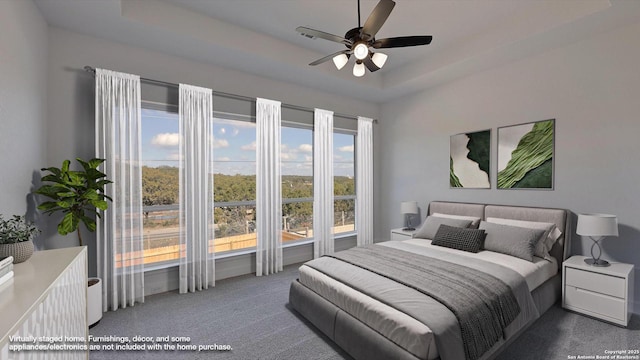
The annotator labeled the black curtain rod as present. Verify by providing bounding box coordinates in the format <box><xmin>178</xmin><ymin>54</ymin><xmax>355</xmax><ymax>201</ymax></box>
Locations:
<box><xmin>84</xmin><ymin>66</ymin><xmax>377</xmax><ymax>123</ymax></box>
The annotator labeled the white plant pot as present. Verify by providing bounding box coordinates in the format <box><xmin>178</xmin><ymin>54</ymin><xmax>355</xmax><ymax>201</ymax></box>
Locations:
<box><xmin>88</xmin><ymin>277</ymin><xmax>102</xmax><ymax>327</ymax></box>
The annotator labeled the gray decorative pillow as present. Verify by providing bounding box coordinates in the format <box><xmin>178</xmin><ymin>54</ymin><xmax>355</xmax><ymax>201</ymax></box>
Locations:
<box><xmin>413</xmin><ymin>216</ymin><xmax>473</xmax><ymax>240</ymax></box>
<box><xmin>432</xmin><ymin>225</ymin><xmax>486</xmax><ymax>253</ymax></box>
<box><xmin>479</xmin><ymin>221</ymin><xmax>546</xmax><ymax>262</ymax></box>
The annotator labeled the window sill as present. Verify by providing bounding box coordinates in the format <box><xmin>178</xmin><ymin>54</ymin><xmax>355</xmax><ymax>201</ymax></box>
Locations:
<box><xmin>143</xmin><ymin>233</ymin><xmax>357</xmax><ymax>272</ymax></box>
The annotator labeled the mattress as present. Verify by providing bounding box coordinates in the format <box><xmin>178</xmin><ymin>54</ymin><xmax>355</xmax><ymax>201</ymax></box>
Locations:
<box><xmin>298</xmin><ymin>239</ymin><xmax>557</xmax><ymax>360</ymax></box>
<box><xmin>397</xmin><ymin>239</ymin><xmax>558</xmax><ymax>291</ymax></box>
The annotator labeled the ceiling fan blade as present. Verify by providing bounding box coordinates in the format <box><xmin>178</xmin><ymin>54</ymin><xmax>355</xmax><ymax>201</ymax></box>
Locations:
<box><xmin>361</xmin><ymin>0</ymin><xmax>396</xmax><ymax>40</ymax></box>
<box><xmin>372</xmin><ymin>36</ymin><xmax>433</xmax><ymax>48</ymax></box>
<box><xmin>362</xmin><ymin>56</ymin><xmax>380</xmax><ymax>73</ymax></box>
<box><xmin>296</xmin><ymin>26</ymin><xmax>351</xmax><ymax>45</ymax></box>
<box><xmin>309</xmin><ymin>50</ymin><xmax>351</xmax><ymax>66</ymax></box>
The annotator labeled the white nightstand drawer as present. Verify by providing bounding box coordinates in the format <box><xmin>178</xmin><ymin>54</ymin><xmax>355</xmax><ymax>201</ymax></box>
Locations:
<box><xmin>565</xmin><ymin>285</ymin><xmax>626</xmax><ymax>321</ymax></box>
<box><xmin>565</xmin><ymin>267</ymin><xmax>625</xmax><ymax>298</ymax></box>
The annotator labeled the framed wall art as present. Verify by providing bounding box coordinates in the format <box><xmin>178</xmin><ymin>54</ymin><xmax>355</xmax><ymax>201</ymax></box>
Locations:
<box><xmin>450</xmin><ymin>129</ymin><xmax>491</xmax><ymax>189</ymax></box>
<box><xmin>497</xmin><ymin>119</ymin><xmax>555</xmax><ymax>190</ymax></box>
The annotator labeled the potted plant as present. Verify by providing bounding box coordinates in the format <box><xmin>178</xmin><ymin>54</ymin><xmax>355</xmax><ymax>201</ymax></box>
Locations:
<box><xmin>35</xmin><ymin>158</ymin><xmax>112</xmax><ymax>327</ymax></box>
<box><xmin>0</xmin><ymin>215</ymin><xmax>40</xmax><ymax>263</ymax></box>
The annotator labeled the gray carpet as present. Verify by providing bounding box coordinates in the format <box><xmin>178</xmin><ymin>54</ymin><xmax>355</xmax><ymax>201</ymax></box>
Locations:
<box><xmin>90</xmin><ymin>264</ymin><xmax>639</xmax><ymax>360</ymax></box>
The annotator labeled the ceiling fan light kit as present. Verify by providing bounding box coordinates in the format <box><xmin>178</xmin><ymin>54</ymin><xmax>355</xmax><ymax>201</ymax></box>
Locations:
<box><xmin>296</xmin><ymin>0</ymin><xmax>432</xmax><ymax>77</ymax></box>
<box><xmin>353</xmin><ymin>62</ymin><xmax>366</xmax><ymax>77</ymax></box>
<box><xmin>332</xmin><ymin>54</ymin><xmax>349</xmax><ymax>70</ymax></box>
<box><xmin>371</xmin><ymin>52</ymin><xmax>388</xmax><ymax>68</ymax></box>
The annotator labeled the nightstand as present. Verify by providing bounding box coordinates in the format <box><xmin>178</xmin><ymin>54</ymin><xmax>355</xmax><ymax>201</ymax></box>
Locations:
<box><xmin>562</xmin><ymin>255</ymin><xmax>635</xmax><ymax>327</ymax></box>
<box><xmin>390</xmin><ymin>228</ymin><xmax>416</xmax><ymax>241</ymax></box>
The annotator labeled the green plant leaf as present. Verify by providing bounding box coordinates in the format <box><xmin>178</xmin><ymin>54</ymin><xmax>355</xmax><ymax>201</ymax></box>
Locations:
<box><xmin>82</xmin><ymin>189</ymin><xmax>99</xmax><ymax>200</ymax></box>
<box><xmin>58</xmin><ymin>212</ymin><xmax>79</xmax><ymax>235</ymax></box>
<box><xmin>80</xmin><ymin>215</ymin><xmax>97</xmax><ymax>232</ymax></box>
<box><xmin>90</xmin><ymin>199</ymin><xmax>109</xmax><ymax>210</ymax></box>
<box><xmin>61</xmin><ymin>159</ymin><xmax>70</xmax><ymax>173</ymax></box>
<box><xmin>55</xmin><ymin>200</ymin><xmax>74</xmax><ymax>209</ymax></box>
<box><xmin>37</xmin><ymin>201</ymin><xmax>61</xmax><ymax>211</ymax></box>
<box><xmin>88</xmin><ymin>158</ymin><xmax>106</xmax><ymax>169</ymax></box>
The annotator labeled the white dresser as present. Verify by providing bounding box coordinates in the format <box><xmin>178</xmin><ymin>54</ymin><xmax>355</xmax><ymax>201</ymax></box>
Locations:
<box><xmin>0</xmin><ymin>247</ymin><xmax>88</xmax><ymax>359</ymax></box>
<box><xmin>562</xmin><ymin>255</ymin><xmax>634</xmax><ymax>327</ymax></box>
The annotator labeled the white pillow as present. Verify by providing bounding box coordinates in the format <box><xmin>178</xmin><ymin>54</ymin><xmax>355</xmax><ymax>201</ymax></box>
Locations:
<box><xmin>432</xmin><ymin>213</ymin><xmax>482</xmax><ymax>229</ymax></box>
<box><xmin>413</xmin><ymin>216</ymin><xmax>473</xmax><ymax>240</ymax></box>
<box><xmin>486</xmin><ymin>217</ymin><xmax>562</xmax><ymax>260</ymax></box>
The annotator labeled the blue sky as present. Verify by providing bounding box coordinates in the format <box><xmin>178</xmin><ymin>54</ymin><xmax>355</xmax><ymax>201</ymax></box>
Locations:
<box><xmin>141</xmin><ymin>108</ymin><xmax>355</xmax><ymax>177</ymax></box>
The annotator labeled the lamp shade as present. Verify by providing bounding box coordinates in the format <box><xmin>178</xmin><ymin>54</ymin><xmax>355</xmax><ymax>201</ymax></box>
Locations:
<box><xmin>400</xmin><ymin>201</ymin><xmax>419</xmax><ymax>215</ymax></box>
<box><xmin>371</xmin><ymin>52</ymin><xmax>388</xmax><ymax>68</ymax></box>
<box><xmin>332</xmin><ymin>54</ymin><xmax>349</xmax><ymax>70</ymax></box>
<box><xmin>576</xmin><ymin>213</ymin><xmax>619</xmax><ymax>237</ymax></box>
<box><xmin>353</xmin><ymin>62</ymin><xmax>365</xmax><ymax>77</ymax></box>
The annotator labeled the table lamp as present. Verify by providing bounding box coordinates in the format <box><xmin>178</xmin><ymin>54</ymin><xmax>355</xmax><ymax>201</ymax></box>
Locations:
<box><xmin>576</xmin><ymin>213</ymin><xmax>618</xmax><ymax>267</ymax></box>
<box><xmin>401</xmin><ymin>201</ymin><xmax>419</xmax><ymax>231</ymax></box>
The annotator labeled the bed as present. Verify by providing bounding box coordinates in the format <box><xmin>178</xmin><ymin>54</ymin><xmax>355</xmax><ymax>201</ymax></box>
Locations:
<box><xmin>289</xmin><ymin>201</ymin><xmax>572</xmax><ymax>360</ymax></box>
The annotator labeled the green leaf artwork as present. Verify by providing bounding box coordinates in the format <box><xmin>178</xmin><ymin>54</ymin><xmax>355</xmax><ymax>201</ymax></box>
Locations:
<box><xmin>497</xmin><ymin>119</ymin><xmax>554</xmax><ymax>189</ymax></box>
<box><xmin>450</xmin><ymin>129</ymin><xmax>491</xmax><ymax>188</ymax></box>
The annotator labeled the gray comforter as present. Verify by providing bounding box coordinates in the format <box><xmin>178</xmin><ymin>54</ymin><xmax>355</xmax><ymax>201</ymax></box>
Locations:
<box><xmin>302</xmin><ymin>241</ymin><xmax>539</xmax><ymax>360</ymax></box>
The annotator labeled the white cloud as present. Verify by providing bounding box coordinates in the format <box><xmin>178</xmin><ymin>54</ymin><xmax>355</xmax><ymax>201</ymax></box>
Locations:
<box><xmin>151</xmin><ymin>133</ymin><xmax>180</xmax><ymax>147</ymax></box>
<box><xmin>299</xmin><ymin>144</ymin><xmax>312</xmax><ymax>153</ymax></box>
<box><xmin>241</xmin><ymin>141</ymin><xmax>256</xmax><ymax>151</ymax></box>
<box><xmin>305</xmin><ymin>155</ymin><xmax>313</xmax><ymax>162</ymax></box>
<box><xmin>338</xmin><ymin>145</ymin><xmax>354</xmax><ymax>152</ymax></box>
<box><xmin>231</xmin><ymin>128</ymin><xmax>239</xmax><ymax>136</ymax></box>
<box><xmin>219</xmin><ymin>127</ymin><xmax>226</xmax><ymax>135</ymax></box>
<box><xmin>212</xmin><ymin>138</ymin><xmax>229</xmax><ymax>149</ymax></box>
<box><xmin>167</xmin><ymin>152</ymin><xmax>182</xmax><ymax>161</ymax></box>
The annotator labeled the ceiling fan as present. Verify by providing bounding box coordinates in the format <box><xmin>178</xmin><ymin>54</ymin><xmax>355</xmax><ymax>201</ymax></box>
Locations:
<box><xmin>296</xmin><ymin>0</ymin><xmax>432</xmax><ymax>77</ymax></box>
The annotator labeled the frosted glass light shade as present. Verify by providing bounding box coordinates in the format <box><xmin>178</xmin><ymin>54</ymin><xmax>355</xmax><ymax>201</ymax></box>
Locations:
<box><xmin>353</xmin><ymin>43</ymin><xmax>369</xmax><ymax>60</ymax></box>
<box><xmin>353</xmin><ymin>62</ymin><xmax>365</xmax><ymax>77</ymax></box>
<box><xmin>371</xmin><ymin>52</ymin><xmax>388</xmax><ymax>68</ymax></box>
<box><xmin>577</xmin><ymin>214</ymin><xmax>619</xmax><ymax>237</ymax></box>
<box><xmin>332</xmin><ymin>54</ymin><xmax>349</xmax><ymax>70</ymax></box>
<box><xmin>401</xmin><ymin>201</ymin><xmax>418</xmax><ymax>215</ymax></box>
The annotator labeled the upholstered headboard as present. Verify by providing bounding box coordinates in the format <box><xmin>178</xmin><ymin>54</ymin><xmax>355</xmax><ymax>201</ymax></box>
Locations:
<box><xmin>427</xmin><ymin>201</ymin><xmax>572</xmax><ymax>269</ymax></box>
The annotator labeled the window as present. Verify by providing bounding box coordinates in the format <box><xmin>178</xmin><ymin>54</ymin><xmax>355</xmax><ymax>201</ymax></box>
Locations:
<box><xmin>334</xmin><ymin>132</ymin><xmax>356</xmax><ymax>235</ymax></box>
<box><xmin>212</xmin><ymin>117</ymin><xmax>257</xmax><ymax>253</ymax></box>
<box><xmin>141</xmin><ymin>107</ymin><xmax>181</xmax><ymax>266</ymax></box>
<box><xmin>281</xmin><ymin>125</ymin><xmax>314</xmax><ymax>243</ymax></box>
<box><xmin>139</xmin><ymin>100</ymin><xmax>357</xmax><ymax>266</ymax></box>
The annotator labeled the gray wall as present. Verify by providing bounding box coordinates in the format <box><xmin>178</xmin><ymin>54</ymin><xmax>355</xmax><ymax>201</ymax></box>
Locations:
<box><xmin>376</xmin><ymin>20</ymin><xmax>640</xmax><ymax>313</ymax></box>
<box><xmin>45</xmin><ymin>27</ymin><xmax>379</xmax><ymax>276</ymax></box>
<box><xmin>0</xmin><ymin>1</ymin><xmax>48</xmax><ymax>230</ymax></box>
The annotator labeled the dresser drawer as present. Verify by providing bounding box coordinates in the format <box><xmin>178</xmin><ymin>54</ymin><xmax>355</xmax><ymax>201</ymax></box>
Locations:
<box><xmin>565</xmin><ymin>285</ymin><xmax>626</xmax><ymax>321</ymax></box>
<box><xmin>565</xmin><ymin>267</ymin><xmax>625</xmax><ymax>298</ymax></box>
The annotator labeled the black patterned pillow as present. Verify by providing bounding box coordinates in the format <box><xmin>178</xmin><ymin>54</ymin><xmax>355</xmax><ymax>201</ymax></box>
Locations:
<box><xmin>431</xmin><ymin>225</ymin><xmax>486</xmax><ymax>253</ymax></box>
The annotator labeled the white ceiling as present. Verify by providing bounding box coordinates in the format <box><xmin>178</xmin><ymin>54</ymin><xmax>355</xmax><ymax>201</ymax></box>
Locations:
<box><xmin>35</xmin><ymin>0</ymin><xmax>640</xmax><ymax>103</ymax></box>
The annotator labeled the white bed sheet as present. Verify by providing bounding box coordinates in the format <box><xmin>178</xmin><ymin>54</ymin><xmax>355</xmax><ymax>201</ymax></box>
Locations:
<box><xmin>298</xmin><ymin>239</ymin><xmax>558</xmax><ymax>360</ymax></box>
<box><xmin>394</xmin><ymin>238</ymin><xmax>557</xmax><ymax>291</ymax></box>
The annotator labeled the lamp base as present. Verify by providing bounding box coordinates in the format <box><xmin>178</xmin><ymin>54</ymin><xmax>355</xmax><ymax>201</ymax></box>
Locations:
<box><xmin>584</xmin><ymin>258</ymin><xmax>610</xmax><ymax>267</ymax></box>
<box><xmin>402</xmin><ymin>227</ymin><xmax>415</xmax><ymax>231</ymax></box>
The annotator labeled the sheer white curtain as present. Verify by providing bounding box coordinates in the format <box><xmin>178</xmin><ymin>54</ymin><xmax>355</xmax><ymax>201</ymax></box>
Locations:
<box><xmin>356</xmin><ymin>116</ymin><xmax>374</xmax><ymax>246</ymax></box>
<box><xmin>95</xmin><ymin>68</ymin><xmax>144</xmax><ymax>311</ymax></box>
<box><xmin>313</xmin><ymin>108</ymin><xmax>334</xmax><ymax>258</ymax></box>
<box><xmin>256</xmin><ymin>98</ymin><xmax>282</xmax><ymax>276</ymax></box>
<box><xmin>179</xmin><ymin>84</ymin><xmax>215</xmax><ymax>293</ymax></box>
